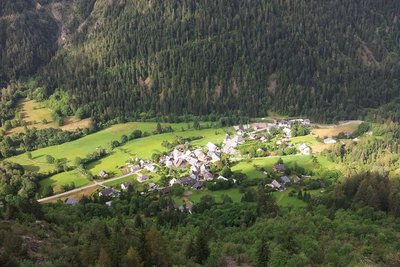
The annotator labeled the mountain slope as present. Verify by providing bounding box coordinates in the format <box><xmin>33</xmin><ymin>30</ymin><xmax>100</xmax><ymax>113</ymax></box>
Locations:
<box><xmin>2</xmin><ymin>0</ymin><xmax>400</xmax><ymax>122</ymax></box>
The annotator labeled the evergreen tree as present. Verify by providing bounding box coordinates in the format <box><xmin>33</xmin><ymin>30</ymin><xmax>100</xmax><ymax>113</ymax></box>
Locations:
<box><xmin>256</xmin><ymin>237</ymin><xmax>270</xmax><ymax>267</ymax></box>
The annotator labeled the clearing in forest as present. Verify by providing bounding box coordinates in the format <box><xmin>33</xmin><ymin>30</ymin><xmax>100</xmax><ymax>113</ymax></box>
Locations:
<box><xmin>6</xmin><ymin>99</ymin><xmax>91</xmax><ymax>134</ymax></box>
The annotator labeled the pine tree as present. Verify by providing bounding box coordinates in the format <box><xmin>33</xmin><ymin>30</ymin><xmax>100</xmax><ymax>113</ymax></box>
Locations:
<box><xmin>98</xmin><ymin>247</ymin><xmax>111</xmax><ymax>267</ymax></box>
<box><xmin>122</xmin><ymin>247</ymin><xmax>143</xmax><ymax>267</ymax></box>
<box><xmin>256</xmin><ymin>237</ymin><xmax>270</xmax><ymax>267</ymax></box>
<box><xmin>194</xmin><ymin>230</ymin><xmax>210</xmax><ymax>264</ymax></box>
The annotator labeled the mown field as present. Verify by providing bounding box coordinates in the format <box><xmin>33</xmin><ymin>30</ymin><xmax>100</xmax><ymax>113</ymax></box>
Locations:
<box><xmin>39</xmin><ymin>169</ymin><xmax>92</xmax><ymax>193</ymax></box>
<box><xmin>8</xmin><ymin>122</ymin><xmax>186</xmax><ymax>172</ymax></box>
<box><xmin>173</xmin><ymin>187</ymin><xmax>308</xmax><ymax>209</ymax></box>
<box><xmin>231</xmin><ymin>155</ymin><xmax>339</xmax><ymax>179</ymax></box>
<box><xmin>312</xmin><ymin>120</ymin><xmax>362</xmax><ymax>138</ymax></box>
<box><xmin>7</xmin><ymin>99</ymin><xmax>91</xmax><ymax>134</ymax></box>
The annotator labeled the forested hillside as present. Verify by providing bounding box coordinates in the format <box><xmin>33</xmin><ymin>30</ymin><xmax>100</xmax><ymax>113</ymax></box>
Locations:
<box><xmin>1</xmin><ymin>0</ymin><xmax>400</xmax><ymax>122</ymax></box>
<box><xmin>0</xmin><ymin>0</ymin><xmax>95</xmax><ymax>87</ymax></box>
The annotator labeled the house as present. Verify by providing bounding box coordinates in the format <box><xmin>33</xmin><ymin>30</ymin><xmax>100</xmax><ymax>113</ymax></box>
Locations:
<box><xmin>174</xmin><ymin>158</ymin><xmax>187</xmax><ymax>168</ymax></box>
<box><xmin>280</xmin><ymin>176</ymin><xmax>291</xmax><ymax>184</ymax></box>
<box><xmin>237</xmin><ymin>129</ymin><xmax>246</xmax><ymax>136</ymax></box>
<box><xmin>223</xmin><ymin>134</ymin><xmax>232</xmax><ymax>145</ymax></box>
<box><xmin>192</xmin><ymin>181</ymin><xmax>203</xmax><ymax>190</ymax></box>
<box><xmin>268</xmin><ymin>180</ymin><xmax>285</xmax><ymax>191</ymax></box>
<box><xmin>169</xmin><ymin>178</ymin><xmax>181</xmax><ymax>186</ymax></box>
<box><xmin>222</xmin><ymin>145</ymin><xmax>238</xmax><ymax>155</ymax></box>
<box><xmin>129</xmin><ymin>164</ymin><xmax>141</xmax><ymax>173</ymax></box>
<box><xmin>206</xmin><ymin>142</ymin><xmax>218</xmax><ymax>152</ymax></box>
<box><xmin>190</xmin><ymin>165</ymin><xmax>200</xmax><ymax>176</ymax></box>
<box><xmin>293</xmin><ymin>176</ymin><xmax>301</xmax><ymax>184</ymax></box>
<box><xmin>162</xmin><ymin>186</ymin><xmax>172</xmax><ymax>194</ymax></box>
<box><xmin>324</xmin><ymin>138</ymin><xmax>337</xmax><ymax>144</ymax></box>
<box><xmin>194</xmin><ymin>149</ymin><xmax>207</xmax><ymax>162</ymax></box>
<box><xmin>217</xmin><ymin>175</ymin><xmax>228</xmax><ymax>181</ymax></box>
<box><xmin>99</xmin><ymin>188</ymin><xmax>114</xmax><ymax>197</ymax></box>
<box><xmin>137</xmin><ymin>174</ymin><xmax>149</xmax><ymax>183</ymax></box>
<box><xmin>105</xmin><ymin>200</ymin><xmax>113</xmax><ymax>206</ymax></box>
<box><xmin>187</xmin><ymin>157</ymin><xmax>199</xmax><ymax>166</ymax></box>
<box><xmin>209</xmin><ymin>152</ymin><xmax>221</xmax><ymax>162</ymax></box>
<box><xmin>273</xmin><ymin>163</ymin><xmax>286</xmax><ymax>172</ymax></box>
<box><xmin>99</xmin><ymin>170</ymin><xmax>109</xmax><ymax>178</ymax></box>
<box><xmin>173</xmin><ymin>149</ymin><xmax>183</xmax><ymax>159</ymax></box>
<box><xmin>165</xmin><ymin>160</ymin><xmax>174</xmax><ymax>168</ymax></box>
<box><xmin>180</xmin><ymin>177</ymin><xmax>197</xmax><ymax>186</ymax></box>
<box><xmin>232</xmin><ymin>135</ymin><xmax>245</xmax><ymax>144</ymax></box>
<box><xmin>283</xmin><ymin>127</ymin><xmax>292</xmax><ymax>138</ymax></box>
<box><xmin>202</xmin><ymin>171</ymin><xmax>214</xmax><ymax>181</ymax></box>
<box><xmin>278</xmin><ymin>120</ymin><xmax>290</xmax><ymax>128</ymax></box>
<box><xmin>148</xmin><ymin>182</ymin><xmax>157</xmax><ymax>189</ymax></box>
<box><xmin>251</xmin><ymin>122</ymin><xmax>267</xmax><ymax>130</ymax></box>
<box><xmin>121</xmin><ymin>182</ymin><xmax>131</xmax><ymax>190</ymax></box>
<box><xmin>65</xmin><ymin>198</ymin><xmax>78</xmax><ymax>205</ymax></box>
<box><xmin>299</xmin><ymin>143</ymin><xmax>311</xmax><ymax>155</ymax></box>
<box><xmin>144</xmin><ymin>163</ymin><xmax>156</xmax><ymax>172</ymax></box>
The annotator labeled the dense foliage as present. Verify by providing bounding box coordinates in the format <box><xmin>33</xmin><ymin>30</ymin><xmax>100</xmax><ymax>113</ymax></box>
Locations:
<box><xmin>2</xmin><ymin>0</ymin><xmax>399</xmax><ymax>122</ymax></box>
<box><xmin>1</xmin><ymin>172</ymin><xmax>400</xmax><ymax>266</ymax></box>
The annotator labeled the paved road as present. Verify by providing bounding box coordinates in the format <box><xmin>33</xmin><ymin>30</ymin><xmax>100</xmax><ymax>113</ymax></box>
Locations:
<box><xmin>37</xmin><ymin>171</ymin><xmax>138</xmax><ymax>203</ymax></box>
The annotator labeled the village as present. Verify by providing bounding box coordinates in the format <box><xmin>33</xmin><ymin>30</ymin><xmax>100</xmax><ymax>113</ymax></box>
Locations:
<box><xmin>64</xmin><ymin>118</ymin><xmax>335</xmax><ymax>207</ymax></box>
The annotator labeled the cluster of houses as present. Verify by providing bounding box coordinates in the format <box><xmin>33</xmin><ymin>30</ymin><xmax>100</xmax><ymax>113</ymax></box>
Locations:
<box><xmin>160</xmin><ymin>142</ymin><xmax>220</xmax><ymax>170</ymax></box>
<box><xmin>235</xmin><ymin>119</ymin><xmax>311</xmax><ymax>138</ymax></box>
<box><xmin>71</xmin><ymin>118</ymin><xmax>317</xmax><ymax>206</ymax></box>
<box><xmin>267</xmin><ymin>163</ymin><xmax>302</xmax><ymax>191</ymax></box>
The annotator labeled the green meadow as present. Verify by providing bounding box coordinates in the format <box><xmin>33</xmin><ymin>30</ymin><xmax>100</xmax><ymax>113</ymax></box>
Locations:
<box><xmin>103</xmin><ymin>174</ymin><xmax>138</xmax><ymax>187</ymax></box>
<box><xmin>272</xmin><ymin>190</ymin><xmax>307</xmax><ymax>208</ymax></box>
<box><xmin>39</xmin><ymin>169</ymin><xmax>92</xmax><ymax>193</ymax></box>
<box><xmin>8</xmin><ymin>122</ymin><xmax>168</xmax><ymax>172</ymax></box>
<box><xmin>231</xmin><ymin>155</ymin><xmax>339</xmax><ymax>179</ymax></box>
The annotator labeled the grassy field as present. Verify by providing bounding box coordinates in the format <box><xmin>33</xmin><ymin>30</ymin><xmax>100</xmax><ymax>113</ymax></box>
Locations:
<box><xmin>103</xmin><ymin>174</ymin><xmax>138</xmax><ymax>187</ymax></box>
<box><xmin>173</xmin><ymin>187</ymin><xmax>306</xmax><ymax>208</ymax></box>
<box><xmin>289</xmin><ymin>135</ymin><xmax>331</xmax><ymax>153</ymax></box>
<box><xmin>8</xmin><ymin>122</ymin><xmax>188</xmax><ymax>173</ymax></box>
<box><xmin>39</xmin><ymin>169</ymin><xmax>92</xmax><ymax>193</ymax></box>
<box><xmin>8</xmin><ymin>99</ymin><xmax>91</xmax><ymax>134</ymax></box>
<box><xmin>231</xmin><ymin>155</ymin><xmax>338</xmax><ymax>179</ymax></box>
<box><xmin>174</xmin><ymin>188</ymin><xmax>243</xmax><ymax>205</ymax></box>
<box><xmin>272</xmin><ymin>190</ymin><xmax>307</xmax><ymax>208</ymax></box>
<box><xmin>42</xmin><ymin>186</ymin><xmax>101</xmax><ymax>204</ymax></box>
<box><xmin>312</xmin><ymin>120</ymin><xmax>362</xmax><ymax>138</ymax></box>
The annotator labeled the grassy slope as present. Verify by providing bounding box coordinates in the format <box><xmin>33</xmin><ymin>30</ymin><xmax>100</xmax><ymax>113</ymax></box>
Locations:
<box><xmin>8</xmin><ymin>122</ymin><xmax>182</xmax><ymax>172</ymax></box>
<box><xmin>103</xmin><ymin>174</ymin><xmax>138</xmax><ymax>187</ymax></box>
<box><xmin>40</xmin><ymin>169</ymin><xmax>91</xmax><ymax>192</ymax></box>
<box><xmin>231</xmin><ymin>155</ymin><xmax>312</xmax><ymax>179</ymax></box>
<box><xmin>7</xmin><ymin>99</ymin><xmax>91</xmax><ymax>134</ymax></box>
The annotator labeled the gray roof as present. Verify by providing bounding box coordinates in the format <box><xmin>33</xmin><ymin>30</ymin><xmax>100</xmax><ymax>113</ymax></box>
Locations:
<box><xmin>280</xmin><ymin>176</ymin><xmax>291</xmax><ymax>183</ymax></box>
<box><xmin>100</xmin><ymin>188</ymin><xmax>114</xmax><ymax>196</ymax></box>
<box><xmin>274</xmin><ymin>163</ymin><xmax>286</xmax><ymax>172</ymax></box>
<box><xmin>192</xmin><ymin>181</ymin><xmax>203</xmax><ymax>190</ymax></box>
<box><xmin>180</xmin><ymin>177</ymin><xmax>197</xmax><ymax>186</ymax></box>
<box><xmin>65</xmin><ymin>198</ymin><xmax>78</xmax><ymax>205</ymax></box>
<box><xmin>293</xmin><ymin>176</ymin><xmax>301</xmax><ymax>182</ymax></box>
